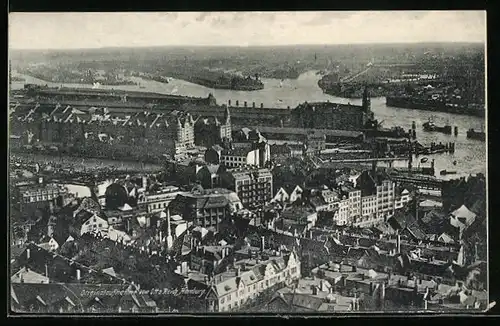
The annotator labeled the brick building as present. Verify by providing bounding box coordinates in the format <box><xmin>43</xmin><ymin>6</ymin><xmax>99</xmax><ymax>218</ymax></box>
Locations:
<box><xmin>194</xmin><ymin>106</ymin><xmax>232</xmax><ymax>147</ymax></box>
<box><xmin>291</xmin><ymin>86</ymin><xmax>374</xmax><ymax>131</ymax></box>
<box><xmin>18</xmin><ymin>106</ymin><xmax>196</xmax><ymax>161</ymax></box>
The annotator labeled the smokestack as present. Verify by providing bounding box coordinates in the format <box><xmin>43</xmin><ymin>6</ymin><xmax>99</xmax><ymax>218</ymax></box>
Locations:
<box><xmin>260</xmin><ymin>236</ymin><xmax>265</xmax><ymax>252</ymax></box>
<box><xmin>76</xmin><ymin>269</ymin><xmax>81</xmax><ymax>281</ymax></box>
<box><xmin>166</xmin><ymin>208</ymin><xmax>173</xmax><ymax>250</ymax></box>
<box><xmin>397</xmin><ymin>234</ymin><xmax>401</xmax><ymax>254</ymax></box>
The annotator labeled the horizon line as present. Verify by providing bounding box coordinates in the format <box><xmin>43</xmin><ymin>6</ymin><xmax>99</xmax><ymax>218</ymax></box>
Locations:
<box><xmin>9</xmin><ymin>41</ymin><xmax>486</xmax><ymax>52</ymax></box>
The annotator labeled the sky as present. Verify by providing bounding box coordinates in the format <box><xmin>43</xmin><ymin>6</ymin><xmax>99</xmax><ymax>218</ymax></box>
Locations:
<box><xmin>9</xmin><ymin>11</ymin><xmax>486</xmax><ymax>50</ymax></box>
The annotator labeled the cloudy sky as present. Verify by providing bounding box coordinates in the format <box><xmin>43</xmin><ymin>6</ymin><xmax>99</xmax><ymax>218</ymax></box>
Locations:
<box><xmin>9</xmin><ymin>11</ymin><xmax>486</xmax><ymax>49</ymax></box>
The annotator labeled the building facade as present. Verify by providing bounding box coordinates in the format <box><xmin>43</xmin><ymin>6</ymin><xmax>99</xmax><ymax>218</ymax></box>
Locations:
<box><xmin>220</xmin><ymin>147</ymin><xmax>260</xmax><ymax>168</ymax></box>
<box><xmin>220</xmin><ymin>167</ymin><xmax>273</xmax><ymax>208</ymax></box>
<box><xmin>201</xmin><ymin>250</ymin><xmax>301</xmax><ymax>312</ymax></box>
<box><xmin>168</xmin><ymin>188</ymin><xmax>242</xmax><ymax>230</ymax></box>
<box><xmin>137</xmin><ymin>186</ymin><xmax>183</xmax><ymax>214</ymax></box>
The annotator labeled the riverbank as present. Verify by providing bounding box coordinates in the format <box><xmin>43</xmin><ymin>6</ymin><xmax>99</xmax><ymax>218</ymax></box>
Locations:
<box><xmin>10</xmin><ymin>70</ymin><xmax>486</xmax><ymax>179</ymax></box>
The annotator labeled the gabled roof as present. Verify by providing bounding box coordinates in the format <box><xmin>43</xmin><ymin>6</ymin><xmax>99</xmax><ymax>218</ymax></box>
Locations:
<box><xmin>450</xmin><ymin>205</ymin><xmax>476</xmax><ymax>225</ymax></box>
<box><xmin>11</xmin><ymin>267</ymin><xmax>49</xmax><ymax>284</ymax></box>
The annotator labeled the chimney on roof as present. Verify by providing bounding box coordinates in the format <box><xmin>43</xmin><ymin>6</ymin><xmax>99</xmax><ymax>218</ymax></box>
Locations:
<box><xmin>369</xmin><ymin>282</ymin><xmax>374</xmax><ymax>295</ymax></box>
<box><xmin>26</xmin><ymin>248</ymin><xmax>30</xmax><ymax>260</ymax></box>
<box><xmin>352</xmin><ymin>265</ymin><xmax>357</xmax><ymax>272</ymax></box>
<box><xmin>396</xmin><ymin>234</ymin><xmax>401</xmax><ymax>254</ymax></box>
<box><xmin>414</xmin><ymin>280</ymin><xmax>418</xmax><ymax>293</ymax></box>
<box><xmin>312</xmin><ymin>285</ymin><xmax>318</xmax><ymax>295</ymax></box>
<box><xmin>309</xmin><ymin>230</ymin><xmax>313</xmax><ymax>239</ymax></box>
<box><xmin>260</xmin><ymin>103</ymin><xmax>264</xmax><ymax>108</ymax></box>
<box><xmin>380</xmin><ymin>282</ymin><xmax>386</xmax><ymax>300</ymax></box>
<box><xmin>76</xmin><ymin>269</ymin><xmax>81</xmax><ymax>281</ymax></box>
<box><xmin>244</xmin><ymin>101</ymin><xmax>247</xmax><ymax>107</ymax></box>
<box><xmin>236</xmin><ymin>266</ymin><xmax>241</xmax><ymax>277</ymax></box>
<box><xmin>236</xmin><ymin>100</ymin><xmax>239</xmax><ymax>107</ymax></box>
<box><xmin>252</xmin><ymin>102</ymin><xmax>255</xmax><ymax>108</ymax></box>
<box><xmin>228</xmin><ymin>100</ymin><xmax>231</xmax><ymax>106</ymax></box>
<box><xmin>260</xmin><ymin>236</ymin><xmax>265</xmax><ymax>252</ymax></box>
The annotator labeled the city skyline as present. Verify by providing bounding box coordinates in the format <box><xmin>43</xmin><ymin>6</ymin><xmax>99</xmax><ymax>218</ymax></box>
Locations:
<box><xmin>9</xmin><ymin>11</ymin><xmax>486</xmax><ymax>50</ymax></box>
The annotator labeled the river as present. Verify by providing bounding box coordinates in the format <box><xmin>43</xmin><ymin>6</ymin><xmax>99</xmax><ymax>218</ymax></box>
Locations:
<box><xmin>11</xmin><ymin>71</ymin><xmax>486</xmax><ymax>180</ymax></box>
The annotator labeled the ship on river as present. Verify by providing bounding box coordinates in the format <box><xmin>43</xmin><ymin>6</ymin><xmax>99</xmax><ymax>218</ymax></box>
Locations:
<box><xmin>386</xmin><ymin>95</ymin><xmax>485</xmax><ymax>117</ymax></box>
<box><xmin>422</xmin><ymin>118</ymin><xmax>452</xmax><ymax>134</ymax></box>
<box><xmin>466</xmin><ymin>128</ymin><xmax>486</xmax><ymax>141</ymax></box>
